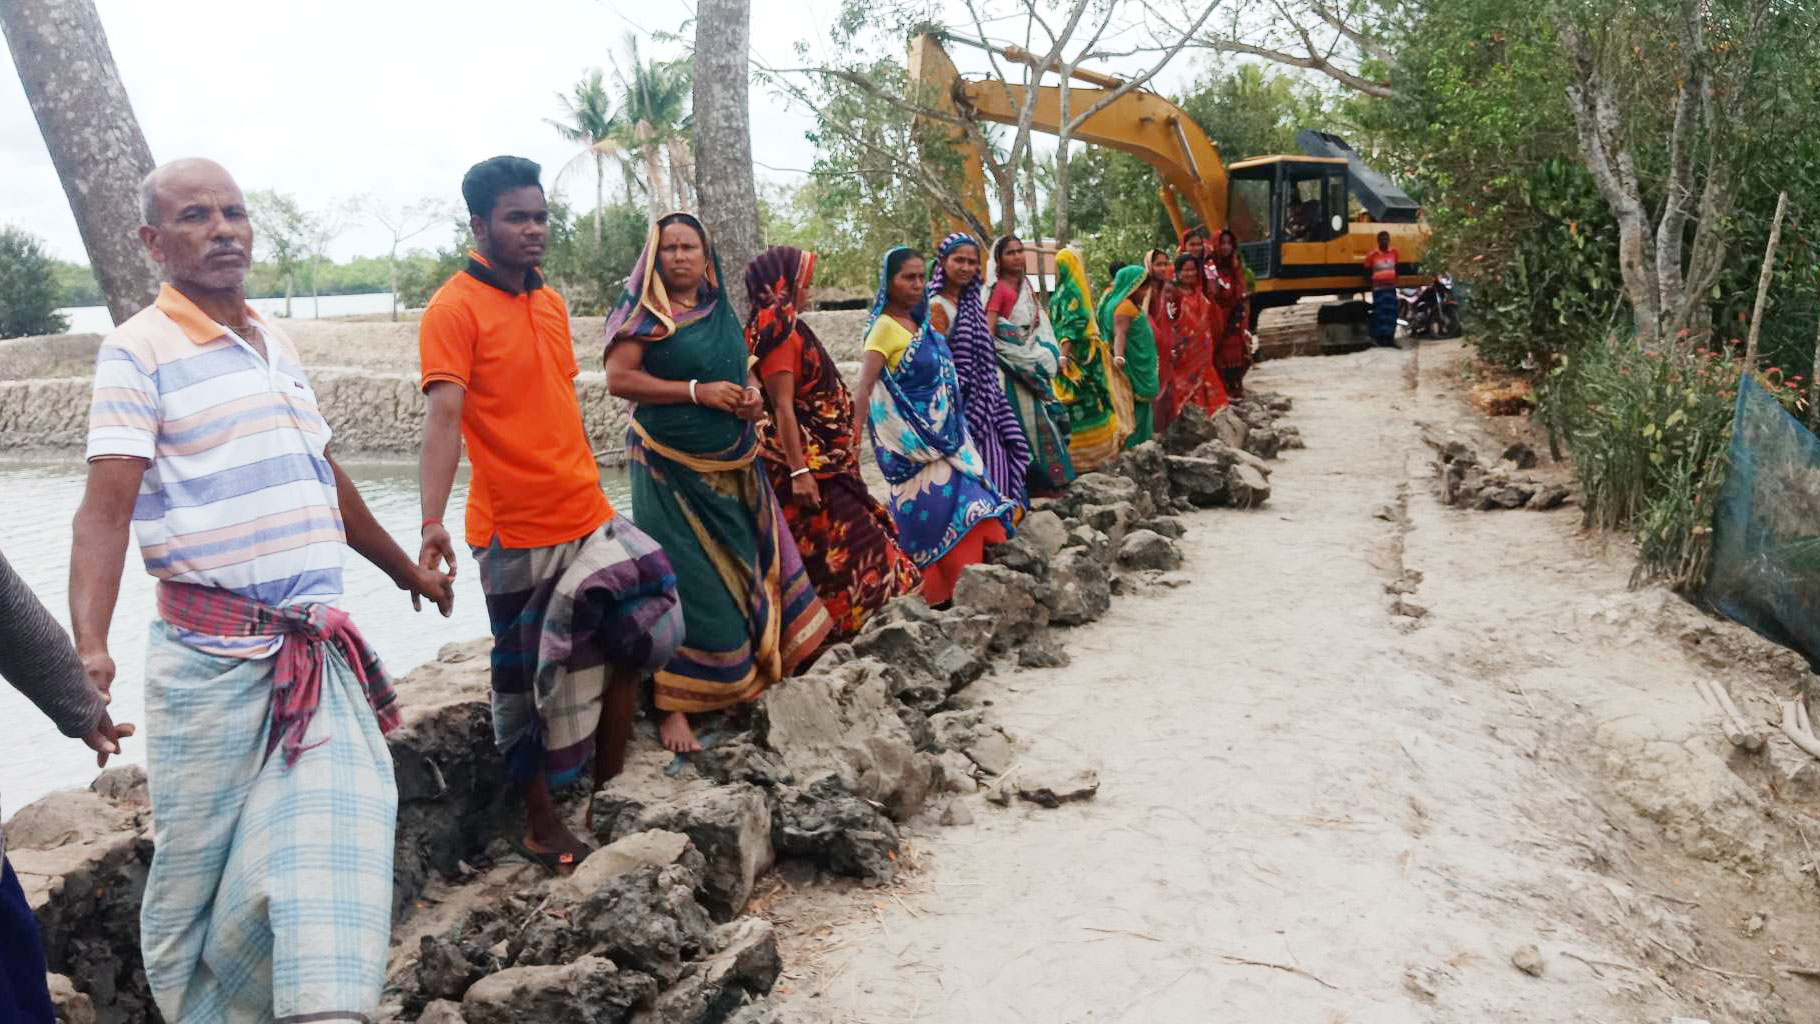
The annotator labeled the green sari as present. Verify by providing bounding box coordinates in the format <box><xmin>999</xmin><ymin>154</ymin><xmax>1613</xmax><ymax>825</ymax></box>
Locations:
<box><xmin>1096</xmin><ymin>263</ymin><xmax>1160</xmax><ymax>448</ymax></box>
<box><xmin>1049</xmin><ymin>249</ymin><xmax>1129</xmax><ymax>471</ymax></box>
<box><xmin>604</xmin><ymin>213</ymin><xmax>832</xmax><ymax>713</ymax></box>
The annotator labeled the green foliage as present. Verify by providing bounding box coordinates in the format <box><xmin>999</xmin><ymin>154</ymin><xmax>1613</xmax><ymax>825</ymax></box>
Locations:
<box><xmin>0</xmin><ymin>226</ymin><xmax>70</xmax><ymax>338</ymax></box>
<box><xmin>768</xmin><ymin>58</ymin><xmax>955</xmax><ymax>293</ymax></box>
<box><xmin>1057</xmin><ymin>146</ymin><xmax>1174</xmax><ymax>269</ymax></box>
<box><xmin>1542</xmin><ymin>335</ymin><xmax>1807</xmax><ymax>589</ymax></box>
<box><xmin>1358</xmin><ymin>1</ymin><xmax>1620</xmax><ymax>372</ymax></box>
<box><xmin>543</xmin><ymin>202</ymin><xmax>650</xmax><ymax>314</ymax></box>
<box><xmin>393</xmin><ymin>222</ymin><xmax>471</xmax><ymax>311</ymax></box>
<box><xmin>51</xmin><ymin>260</ymin><xmax>103</xmax><ymax>307</ymax></box>
<box><xmin>1179</xmin><ymin>63</ymin><xmax>1325</xmax><ymax>164</ymax></box>
<box><xmin>247</xmin><ymin>189</ymin><xmax>317</xmax><ymax>300</ymax></box>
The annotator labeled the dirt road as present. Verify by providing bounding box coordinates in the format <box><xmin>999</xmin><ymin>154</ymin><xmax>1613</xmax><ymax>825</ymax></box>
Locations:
<box><xmin>766</xmin><ymin>342</ymin><xmax>1820</xmax><ymax>1023</ymax></box>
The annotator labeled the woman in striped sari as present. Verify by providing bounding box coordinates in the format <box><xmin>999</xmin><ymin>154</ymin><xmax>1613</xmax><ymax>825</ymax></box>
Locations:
<box><xmin>605</xmin><ymin>213</ymin><xmax>833</xmax><ymax>753</ymax></box>
<box><xmin>985</xmin><ymin>235</ymin><xmax>1075</xmax><ymax>495</ymax></box>
<box><xmin>926</xmin><ymin>232</ymin><xmax>1032</xmax><ymax>509</ymax></box>
<box><xmin>1049</xmin><ymin>248</ymin><xmax>1131</xmax><ymax>469</ymax></box>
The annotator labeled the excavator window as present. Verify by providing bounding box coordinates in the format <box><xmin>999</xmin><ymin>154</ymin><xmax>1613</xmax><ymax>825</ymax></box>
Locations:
<box><xmin>1231</xmin><ymin>178</ymin><xmax>1272</xmax><ymax>244</ymax></box>
<box><xmin>1284</xmin><ymin>170</ymin><xmax>1347</xmax><ymax>243</ymax></box>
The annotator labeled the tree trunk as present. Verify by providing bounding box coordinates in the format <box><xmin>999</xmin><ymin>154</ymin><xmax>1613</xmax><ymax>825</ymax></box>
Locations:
<box><xmin>692</xmin><ymin>0</ymin><xmax>761</xmax><ymax>322</ymax></box>
<box><xmin>388</xmin><ymin>243</ymin><xmax>399</xmax><ymax>321</ymax></box>
<box><xmin>989</xmin><ymin>162</ymin><xmax>1016</xmax><ymax>240</ymax></box>
<box><xmin>639</xmin><ymin>124</ymin><xmax>665</xmax><ymax>224</ymax></box>
<box><xmin>1053</xmin><ymin>78</ymin><xmax>1074</xmax><ymax>246</ymax></box>
<box><xmin>1022</xmin><ymin>147</ymin><xmax>1040</xmax><ymax>250</ymax></box>
<box><xmin>1561</xmin><ymin>26</ymin><xmax>1660</xmax><ymax>347</ymax></box>
<box><xmin>594</xmin><ymin>152</ymin><xmax>605</xmax><ymax>246</ymax></box>
<box><xmin>1</xmin><ymin>0</ymin><xmax>160</xmax><ymax>325</ymax></box>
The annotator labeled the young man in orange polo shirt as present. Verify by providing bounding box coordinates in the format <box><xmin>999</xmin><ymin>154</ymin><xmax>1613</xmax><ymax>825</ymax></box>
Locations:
<box><xmin>416</xmin><ymin>156</ymin><xmax>682</xmax><ymax>870</ymax></box>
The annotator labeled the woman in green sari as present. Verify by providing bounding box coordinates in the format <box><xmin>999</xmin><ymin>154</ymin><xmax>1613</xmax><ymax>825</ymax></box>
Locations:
<box><xmin>1096</xmin><ymin>262</ymin><xmax>1162</xmax><ymax>448</ymax></box>
<box><xmin>604</xmin><ymin>213</ymin><xmax>833</xmax><ymax>753</ymax></box>
<box><xmin>1049</xmin><ymin>247</ymin><xmax>1130</xmax><ymax>470</ymax></box>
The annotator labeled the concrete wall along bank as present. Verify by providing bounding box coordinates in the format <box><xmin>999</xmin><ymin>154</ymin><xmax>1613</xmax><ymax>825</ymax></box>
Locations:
<box><xmin>0</xmin><ymin>310</ymin><xmax>873</xmax><ymax>458</ymax></box>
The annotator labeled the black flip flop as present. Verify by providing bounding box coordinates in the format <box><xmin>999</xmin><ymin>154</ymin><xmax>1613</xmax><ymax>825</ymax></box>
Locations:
<box><xmin>510</xmin><ymin>835</ymin><xmax>588</xmax><ymax>876</ymax></box>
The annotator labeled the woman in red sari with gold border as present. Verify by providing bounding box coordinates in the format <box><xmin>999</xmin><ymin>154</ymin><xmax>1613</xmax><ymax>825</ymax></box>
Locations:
<box><xmin>1168</xmin><ymin>251</ymin><xmax>1228</xmax><ymax>417</ymax></box>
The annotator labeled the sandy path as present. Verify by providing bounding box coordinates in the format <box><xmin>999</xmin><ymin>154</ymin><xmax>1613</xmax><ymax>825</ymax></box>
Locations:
<box><xmin>764</xmin><ymin>344</ymin><xmax>1809</xmax><ymax>1023</ymax></box>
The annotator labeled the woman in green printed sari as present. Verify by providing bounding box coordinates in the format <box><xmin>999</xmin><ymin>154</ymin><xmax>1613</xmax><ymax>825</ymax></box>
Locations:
<box><xmin>1049</xmin><ymin>247</ymin><xmax>1130</xmax><ymax>470</ymax></box>
<box><xmin>604</xmin><ymin>213</ymin><xmax>832</xmax><ymax>754</ymax></box>
<box><xmin>1096</xmin><ymin>262</ymin><xmax>1162</xmax><ymax>448</ymax></box>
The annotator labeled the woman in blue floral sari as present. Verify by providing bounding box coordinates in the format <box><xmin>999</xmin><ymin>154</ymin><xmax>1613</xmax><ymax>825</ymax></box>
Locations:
<box><xmin>850</xmin><ymin>246</ymin><xmax>1016</xmax><ymax>607</ymax></box>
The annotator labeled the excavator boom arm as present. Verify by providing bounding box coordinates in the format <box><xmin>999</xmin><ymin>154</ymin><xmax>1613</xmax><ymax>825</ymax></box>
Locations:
<box><xmin>954</xmin><ymin>80</ymin><xmax>1229</xmax><ymax>237</ymax></box>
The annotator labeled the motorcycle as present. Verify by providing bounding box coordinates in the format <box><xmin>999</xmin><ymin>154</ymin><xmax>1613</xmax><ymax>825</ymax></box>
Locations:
<box><xmin>1401</xmin><ymin>273</ymin><xmax>1461</xmax><ymax>339</ymax></box>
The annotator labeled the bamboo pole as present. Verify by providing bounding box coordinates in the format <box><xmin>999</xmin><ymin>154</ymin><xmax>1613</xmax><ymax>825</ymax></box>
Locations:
<box><xmin>1810</xmin><ymin>268</ymin><xmax>1820</xmax><ymax>428</ymax></box>
<box><xmin>1744</xmin><ymin>191</ymin><xmax>1789</xmax><ymax>370</ymax></box>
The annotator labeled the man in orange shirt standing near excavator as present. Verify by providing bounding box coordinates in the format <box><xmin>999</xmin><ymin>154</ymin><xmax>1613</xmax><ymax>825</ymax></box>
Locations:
<box><xmin>1365</xmin><ymin>230</ymin><xmax>1401</xmax><ymax>347</ymax></box>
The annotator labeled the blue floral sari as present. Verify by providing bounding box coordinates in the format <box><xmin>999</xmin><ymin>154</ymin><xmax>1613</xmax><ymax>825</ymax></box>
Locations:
<box><xmin>864</xmin><ymin>248</ymin><xmax>1015</xmax><ymax>567</ymax></box>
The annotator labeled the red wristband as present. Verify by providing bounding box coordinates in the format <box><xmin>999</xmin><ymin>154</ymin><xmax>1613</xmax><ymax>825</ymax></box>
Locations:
<box><xmin>421</xmin><ymin>517</ymin><xmax>442</xmax><ymax>530</ymax></box>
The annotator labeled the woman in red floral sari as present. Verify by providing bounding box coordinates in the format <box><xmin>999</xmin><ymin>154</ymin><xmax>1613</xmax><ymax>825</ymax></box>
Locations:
<box><xmin>1208</xmin><ymin>228</ymin><xmax>1252</xmax><ymax>398</ymax></box>
<box><xmin>1168</xmin><ymin>251</ymin><xmax>1228</xmax><ymax>416</ymax></box>
<box><xmin>745</xmin><ymin>246</ymin><xmax>922</xmax><ymax>640</ymax></box>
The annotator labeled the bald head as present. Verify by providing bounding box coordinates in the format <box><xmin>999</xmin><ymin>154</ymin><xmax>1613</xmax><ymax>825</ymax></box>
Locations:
<box><xmin>138</xmin><ymin>158</ymin><xmax>253</xmax><ymax>294</ymax></box>
<box><xmin>141</xmin><ymin>158</ymin><xmax>238</xmax><ymax>227</ymax></box>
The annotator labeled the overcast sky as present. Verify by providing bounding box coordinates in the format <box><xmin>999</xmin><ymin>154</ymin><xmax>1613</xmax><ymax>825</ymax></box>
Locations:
<box><xmin>0</xmin><ymin>0</ymin><xmax>1208</xmax><ymax>265</ymax></box>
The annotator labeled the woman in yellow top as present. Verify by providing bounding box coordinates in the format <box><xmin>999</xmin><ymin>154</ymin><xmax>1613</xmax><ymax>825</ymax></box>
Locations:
<box><xmin>851</xmin><ymin>246</ymin><xmax>1016</xmax><ymax>607</ymax></box>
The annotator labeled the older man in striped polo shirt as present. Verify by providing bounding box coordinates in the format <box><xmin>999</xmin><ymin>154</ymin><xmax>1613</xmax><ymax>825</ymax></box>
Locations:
<box><xmin>67</xmin><ymin>158</ymin><xmax>453</xmax><ymax>1023</ymax></box>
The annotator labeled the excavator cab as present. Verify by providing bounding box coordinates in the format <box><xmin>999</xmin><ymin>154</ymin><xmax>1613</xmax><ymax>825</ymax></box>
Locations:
<box><xmin>1226</xmin><ymin>156</ymin><xmax>1352</xmax><ymax>283</ymax></box>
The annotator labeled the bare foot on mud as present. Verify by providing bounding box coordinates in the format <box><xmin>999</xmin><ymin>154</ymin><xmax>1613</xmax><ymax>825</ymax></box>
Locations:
<box><xmin>661</xmin><ymin>711</ymin><xmax>702</xmax><ymax>753</ymax></box>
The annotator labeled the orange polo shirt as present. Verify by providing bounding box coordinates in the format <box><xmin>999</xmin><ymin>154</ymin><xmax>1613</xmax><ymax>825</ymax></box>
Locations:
<box><xmin>419</xmin><ymin>255</ymin><xmax>612</xmax><ymax>549</ymax></box>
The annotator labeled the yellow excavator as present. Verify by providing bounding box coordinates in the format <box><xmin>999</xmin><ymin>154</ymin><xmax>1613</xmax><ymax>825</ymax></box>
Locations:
<box><xmin>908</xmin><ymin>33</ymin><xmax>1431</xmax><ymax>353</ymax></box>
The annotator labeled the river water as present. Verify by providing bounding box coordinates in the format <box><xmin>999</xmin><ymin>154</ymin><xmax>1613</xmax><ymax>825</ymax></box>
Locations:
<box><xmin>56</xmin><ymin>291</ymin><xmax>399</xmax><ymax>335</ymax></box>
<box><xmin>0</xmin><ymin>458</ymin><xmax>630</xmax><ymax>811</ymax></box>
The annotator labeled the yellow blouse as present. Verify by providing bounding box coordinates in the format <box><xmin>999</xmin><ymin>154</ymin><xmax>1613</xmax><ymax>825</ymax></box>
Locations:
<box><xmin>864</xmin><ymin>315</ymin><xmax>915</xmax><ymax>371</ymax></box>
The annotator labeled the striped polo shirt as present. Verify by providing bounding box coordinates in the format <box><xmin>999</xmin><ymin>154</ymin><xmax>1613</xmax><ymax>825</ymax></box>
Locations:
<box><xmin>86</xmin><ymin>284</ymin><xmax>345</xmax><ymax>658</ymax></box>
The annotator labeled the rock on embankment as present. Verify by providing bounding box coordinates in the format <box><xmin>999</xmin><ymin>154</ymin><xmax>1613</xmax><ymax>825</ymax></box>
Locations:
<box><xmin>12</xmin><ymin>389</ymin><xmax>1300</xmax><ymax>1023</ymax></box>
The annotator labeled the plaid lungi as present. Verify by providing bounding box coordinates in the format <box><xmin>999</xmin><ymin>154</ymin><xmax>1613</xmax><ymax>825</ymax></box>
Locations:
<box><xmin>475</xmin><ymin>515</ymin><xmax>682</xmax><ymax>785</ymax></box>
<box><xmin>140</xmin><ymin>622</ymin><xmax>396</xmax><ymax>1023</ymax></box>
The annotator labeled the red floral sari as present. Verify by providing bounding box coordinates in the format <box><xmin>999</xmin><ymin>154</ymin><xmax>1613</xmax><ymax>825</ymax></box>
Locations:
<box><xmin>1145</xmin><ymin>271</ymin><xmax>1178</xmax><ymax>434</ymax></box>
<box><xmin>745</xmin><ymin>247</ymin><xmax>922</xmax><ymax>640</ymax></box>
<box><xmin>1169</xmin><ymin>284</ymin><xmax>1228</xmax><ymax>416</ymax></box>
<box><xmin>1209</xmin><ymin>253</ymin><xmax>1251</xmax><ymax>397</ymax></box>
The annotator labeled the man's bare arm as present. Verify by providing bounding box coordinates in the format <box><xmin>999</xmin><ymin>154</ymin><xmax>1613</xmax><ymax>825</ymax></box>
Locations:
<box><xmin>69</xmin><ymin>457</ymin><xmax>146</xmax><ymax>697</ymax></box>
<box><xmin>418</xmin><ymin>381</ymin><xmax>464</xmax><ymax>576</ymax></box>
<box><xmin>331</xmin><ymin>453</ymin><xmax>453</xmax><ymax>616</ymax></box>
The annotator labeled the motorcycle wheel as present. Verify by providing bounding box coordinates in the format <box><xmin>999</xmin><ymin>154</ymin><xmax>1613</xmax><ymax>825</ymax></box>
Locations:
<box><xmin>1440</xmin><ymin>307</ymin><xmax>1462</xmax><ymax>339</ymax></box>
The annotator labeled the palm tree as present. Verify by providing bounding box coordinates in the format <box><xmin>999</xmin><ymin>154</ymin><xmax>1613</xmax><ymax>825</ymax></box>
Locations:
<box><xmin>547</xmin><ymin>69</ymin><xmax>628</xmax><ymax>244</ymax></box>
<box><xmin>613</xmin><ymin>33</ymin><xmax>694</xmax><ymax>222</ymax></box>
